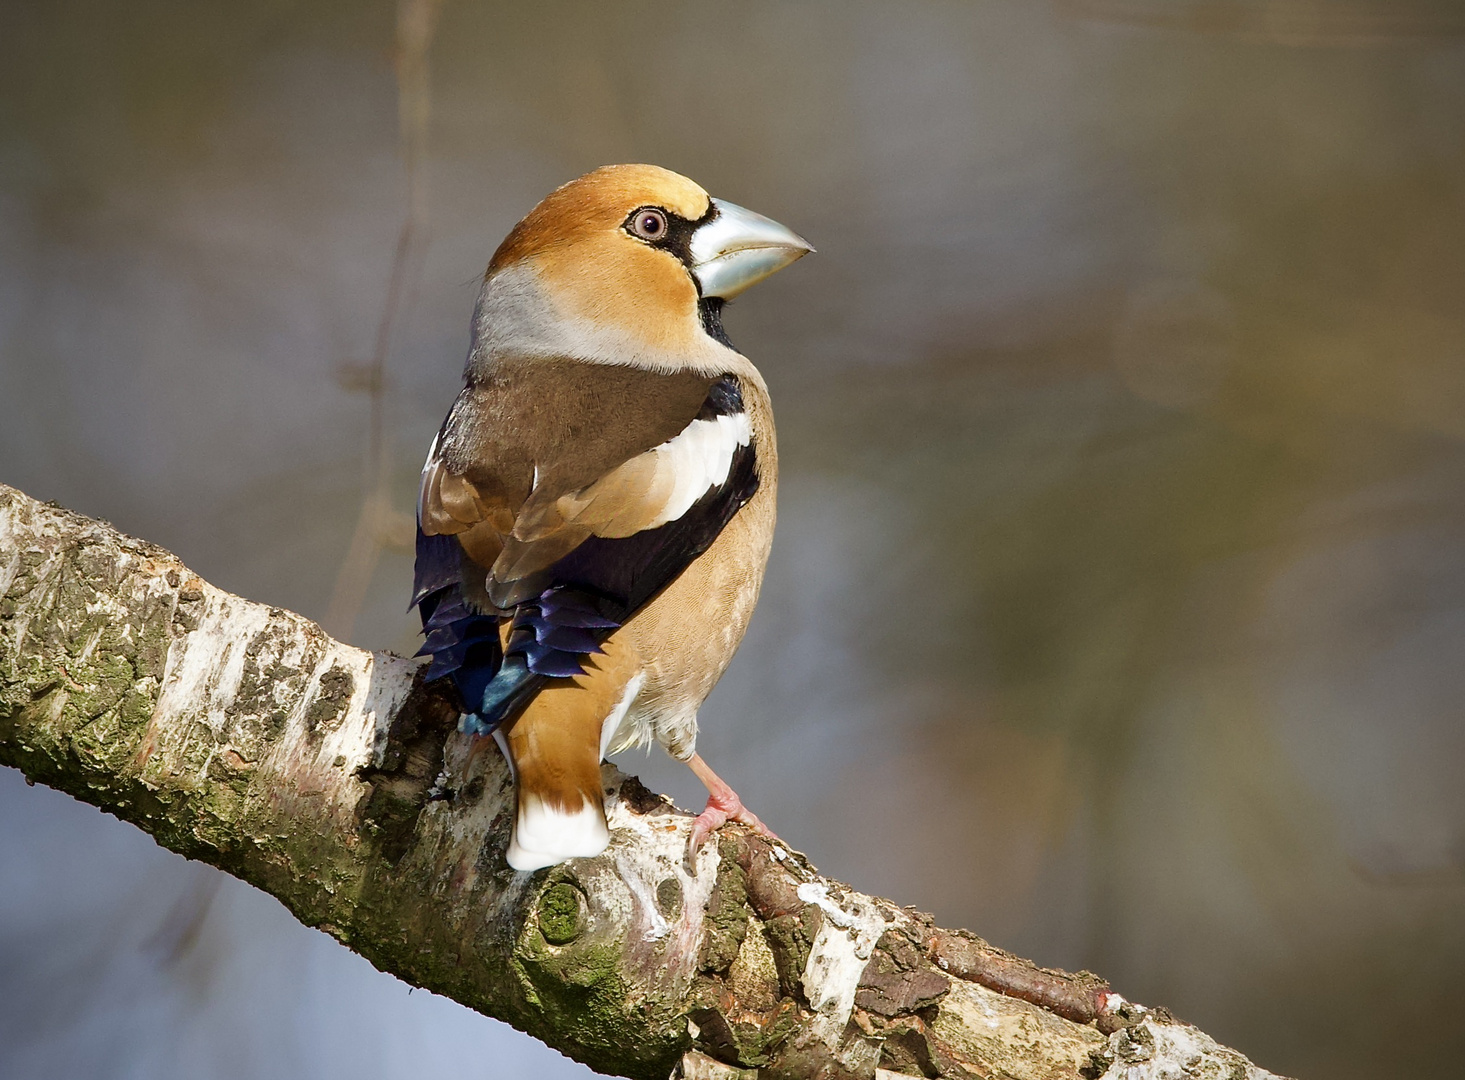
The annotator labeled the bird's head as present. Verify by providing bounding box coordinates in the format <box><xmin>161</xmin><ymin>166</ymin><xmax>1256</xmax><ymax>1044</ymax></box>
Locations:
<box><xmin>469</xmin><ymin>164</ymin><xmax>812</xmax><ymax>373</ymax></box>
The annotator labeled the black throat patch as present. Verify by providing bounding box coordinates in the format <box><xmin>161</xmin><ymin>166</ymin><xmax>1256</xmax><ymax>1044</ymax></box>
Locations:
<box><xmin>698</xmin><ymin>296</ymin><xmax>733</xmax><ymax>349</ymax></box>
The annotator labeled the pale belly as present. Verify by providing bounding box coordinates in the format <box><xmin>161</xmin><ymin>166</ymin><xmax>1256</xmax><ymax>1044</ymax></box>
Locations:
<box><xmin>605</xmin><ymin>486</ymin><xmax>775</xmax><ymax>760</ymax></box>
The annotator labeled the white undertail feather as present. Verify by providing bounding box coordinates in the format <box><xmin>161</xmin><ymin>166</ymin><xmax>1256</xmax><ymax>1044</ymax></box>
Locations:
<box><xmin>600</xmin><ymin>673</ymin><xmax>646</xmax><ymax>760</ymax></box>
<box><xmin>491</xmin><ymin>727</ymin><xmax>516</xmax><ymax>781</ymax></box>
<box><xmin>508</xmin><ymin>793</ymin><xmax>610</xmax><ymax>872</ymax></box>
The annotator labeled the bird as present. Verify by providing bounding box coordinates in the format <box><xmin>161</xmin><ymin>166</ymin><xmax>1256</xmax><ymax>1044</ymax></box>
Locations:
<box><xmin>411</xmin><ymin>164</ymin><xmax>811</xmax><ymax>871</ymax></box>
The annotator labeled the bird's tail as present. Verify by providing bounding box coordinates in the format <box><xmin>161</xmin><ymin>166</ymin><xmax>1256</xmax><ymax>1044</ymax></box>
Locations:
<box><xmin>502</xmin><ymin>641</ymin><xmax>641</xmax><ymax>872</ymax></box>
<box><xmin>504</xmin><ymin>685</ymin><xmax>612</xmax><ymax>872</ymax></box>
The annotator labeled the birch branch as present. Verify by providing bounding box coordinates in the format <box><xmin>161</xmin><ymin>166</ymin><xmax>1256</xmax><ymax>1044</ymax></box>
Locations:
<box><xmin>0</xmin><ymin>482</ymin><xmax>1288</xmax><ymax>1080</ymax></box>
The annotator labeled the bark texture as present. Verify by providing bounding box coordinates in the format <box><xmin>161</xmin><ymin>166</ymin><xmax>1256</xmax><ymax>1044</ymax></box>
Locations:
<box><xmin>0</xmin><ymin>483</ymin><xmax>1288</xmax><ymax>1080</ymax></box>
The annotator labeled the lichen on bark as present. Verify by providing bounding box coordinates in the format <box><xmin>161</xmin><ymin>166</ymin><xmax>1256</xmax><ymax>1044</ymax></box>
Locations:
<box><xmin>0</xmin><ymin>483</ymin><xmax>1289</xmax><ymax>1080</ymax></box>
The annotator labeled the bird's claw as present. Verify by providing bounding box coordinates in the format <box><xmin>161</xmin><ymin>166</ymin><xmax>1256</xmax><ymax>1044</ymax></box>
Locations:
<box><xmin>689</xmin><ymin>788</ymin><xmax>776</xmax><ymax>855</ymax></box>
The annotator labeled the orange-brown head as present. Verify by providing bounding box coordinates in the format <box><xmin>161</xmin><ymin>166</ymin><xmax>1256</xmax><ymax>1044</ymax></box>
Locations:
<box><xmin>470</xmin><ymin>164</ymin><xmax>811</xmax><ymax>374</ymax></box>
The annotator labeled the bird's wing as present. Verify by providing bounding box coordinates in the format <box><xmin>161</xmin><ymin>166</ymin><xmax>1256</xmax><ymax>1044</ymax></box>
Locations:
<box><xmin>489</xmin><ymin>375</ymin><xmax>755</xmax><ymax>608</ymax></box>
<box><xmin>412</xmin><ymin>361</ymin><xmax>758</xmax><ymax>729</ymax></box>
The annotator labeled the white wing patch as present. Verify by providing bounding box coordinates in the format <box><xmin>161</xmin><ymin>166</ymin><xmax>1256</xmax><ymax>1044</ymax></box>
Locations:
<box><xmin>416</xmin><ymin>431</ymin><xmax>442</xmax><ymax>526</ymax></box>
<box><xmin>649</xmin><ymin>411</ymin><xmax>752</xmax><ymax>527</ymax></box>
<box><xmin>554</xmin><ymin>409</ymin><xmax>752</xmax><ymax>539</ymax></box>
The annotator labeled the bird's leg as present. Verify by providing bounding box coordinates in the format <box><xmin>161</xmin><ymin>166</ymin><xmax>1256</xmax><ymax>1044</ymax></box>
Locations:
<box><xmin>687</xmin><ymin>752</ymin><xmax>776</xmax><ymax>852</ymax></box>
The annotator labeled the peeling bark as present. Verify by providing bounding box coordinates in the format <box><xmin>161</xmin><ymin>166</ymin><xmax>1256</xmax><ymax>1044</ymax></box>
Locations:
<box><xmin>0</xmin><ymin>483</ymin><xmax>1289</xmax><ymax>1080</ymax></box>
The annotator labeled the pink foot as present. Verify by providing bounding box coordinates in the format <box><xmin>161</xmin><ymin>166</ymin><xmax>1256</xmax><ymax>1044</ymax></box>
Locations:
<box><xmin>685</xmin><ymin>752</ymin><xmax>779</xmax><ymax>856</ymax></box>
<box><xmin>690</xmin><ymin>784</ymin><xmax>777</xmax><ymax>853</ymax></box>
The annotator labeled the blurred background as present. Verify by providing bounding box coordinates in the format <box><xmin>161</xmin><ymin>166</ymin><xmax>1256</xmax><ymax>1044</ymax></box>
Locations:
<box><xmin>3</xmin><ymin>1</ymin><xmax>1464</xmax><ymax>1077</ymax></box>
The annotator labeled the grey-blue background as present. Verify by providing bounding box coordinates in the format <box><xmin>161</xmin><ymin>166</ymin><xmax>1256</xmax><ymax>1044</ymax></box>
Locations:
<box><xmin>4</xmin><ymin>2</ymin><xmax>1464</xmax><ymax>1077</ymax></box>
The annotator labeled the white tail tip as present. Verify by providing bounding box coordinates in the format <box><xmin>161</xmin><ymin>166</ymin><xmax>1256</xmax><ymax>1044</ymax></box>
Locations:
<box><xmin>507</xmin><ymin>792</ymin><xmax>610</xmax><ymax>872</ymax></box>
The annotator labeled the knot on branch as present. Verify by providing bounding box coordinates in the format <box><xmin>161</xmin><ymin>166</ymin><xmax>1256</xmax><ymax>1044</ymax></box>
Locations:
<box><xmin>537</xmin><ymin>881</ymin><xmax>586</xmax><ymax>945</ymax></box>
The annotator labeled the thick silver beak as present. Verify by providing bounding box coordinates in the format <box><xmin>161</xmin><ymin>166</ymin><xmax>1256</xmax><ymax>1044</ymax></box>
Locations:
<box><xmin>690</xmin><ymin>198</ymin><xmax>814</xmax><ymax>300</ymax></box>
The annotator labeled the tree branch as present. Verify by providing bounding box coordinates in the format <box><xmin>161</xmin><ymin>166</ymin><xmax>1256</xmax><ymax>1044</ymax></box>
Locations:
<box><xmin>0</xmin><ymin>482</ymin><xmax>1287</xmax><ymax>1080</ymax></box>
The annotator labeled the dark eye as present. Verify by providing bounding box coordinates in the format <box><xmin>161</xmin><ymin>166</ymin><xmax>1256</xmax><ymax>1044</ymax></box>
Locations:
<box><xmin>628</xmin><ymin>207</ymin><xmax>668</xmax><ymax>241</ymax></box>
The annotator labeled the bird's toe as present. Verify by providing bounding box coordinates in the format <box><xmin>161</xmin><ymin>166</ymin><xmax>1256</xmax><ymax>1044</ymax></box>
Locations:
<box><xmin>688</xmin><ymin>788</ymin><xmax>778</xmax><ymax>854</ymax></box>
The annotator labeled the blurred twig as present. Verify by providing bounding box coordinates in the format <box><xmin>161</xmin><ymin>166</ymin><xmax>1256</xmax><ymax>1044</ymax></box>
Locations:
<box><xmin>1348</xmin><ymin>842</ymin><xmax>1465</xmax><ymax>888</ymax></box>
<box><xmin>1057</xmin><ymin>0</ymin><xmax>1465</xmax><ymax>45</ymax></box>
<box><xmin>144</xmin><ymin>862</ymin><xmax>225</xmax><ymax>969</ymax></box>
<box><xmin>325</xmin><ymin>0</ymin><xmax>444</xmax><ymax>641</ymax></box>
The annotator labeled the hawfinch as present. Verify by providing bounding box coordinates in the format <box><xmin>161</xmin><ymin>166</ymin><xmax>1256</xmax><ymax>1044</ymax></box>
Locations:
<box><xmin>412</xmin><ymin>164</ymin><xmax>811</xmax><ymax>871</ymax></box>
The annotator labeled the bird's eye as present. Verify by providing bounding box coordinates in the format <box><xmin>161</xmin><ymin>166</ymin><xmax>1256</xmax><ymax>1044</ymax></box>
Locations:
<box><xmin>628</xmin><ymin>208</ymin><xmax>668</xmax><ymax>241</ymax></box>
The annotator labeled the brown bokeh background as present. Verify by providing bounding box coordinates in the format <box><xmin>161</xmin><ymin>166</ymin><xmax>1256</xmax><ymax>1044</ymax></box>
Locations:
<box><xmin>3</xmin><ymin>3</ymin><xmax>1464</xmax><ymax>1078</ymax></box>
